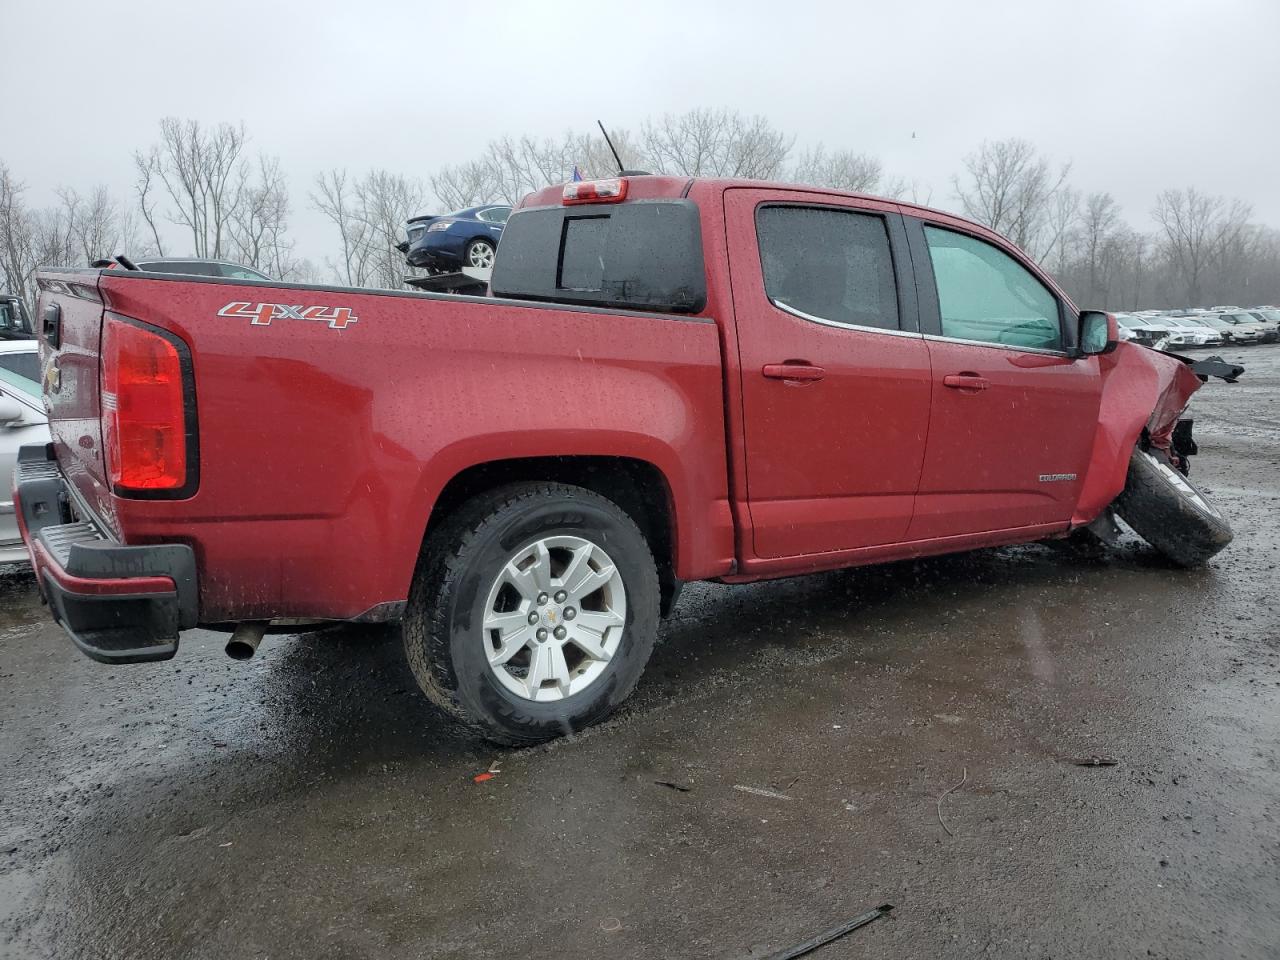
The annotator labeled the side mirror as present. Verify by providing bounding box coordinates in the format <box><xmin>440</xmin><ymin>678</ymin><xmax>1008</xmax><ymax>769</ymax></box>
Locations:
<box><xmin>0</xmin><ymin>392</ymin><xmax>25</xmax><ymax>425</ymax></box>
<box><xmin>1078</xmin><ymin>310</ymin><xmax>1119</xmax><ymax>356</ymax></box>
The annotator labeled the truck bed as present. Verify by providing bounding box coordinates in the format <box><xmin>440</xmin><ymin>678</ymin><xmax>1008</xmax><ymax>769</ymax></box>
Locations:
<box><xmin>35</xmin><ymin>268</ymin><xmax>732</xmax><ymax>625</ymax></box>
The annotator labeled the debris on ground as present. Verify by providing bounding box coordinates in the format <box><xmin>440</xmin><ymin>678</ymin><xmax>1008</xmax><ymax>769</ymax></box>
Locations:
<box><xmin>733</xmin><ymin>784</ymin><xmax>794</xmax><ymax>802</ymax></box>
<box><xmin>759</xmin><ymin>903</ymin><xmax>894</xmax><ymax>960</ymax></box>
<box><xmin>653</xmin><ymin>780</ymin><xmax>691</xmax><ymax>792</ymax></box>
<box><xmin>936</xmin><ymin>767</ymin><xmax>968</xmax><ymax>837</ymax></box>
<box><xmin>1070</xmin><ymin>755</ymin><xmax>1119</xmax><ymax>767</ymax></box>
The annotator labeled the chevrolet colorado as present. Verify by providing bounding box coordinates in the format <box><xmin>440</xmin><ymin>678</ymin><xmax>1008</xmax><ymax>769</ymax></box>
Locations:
<box><xmin>17</xmin><ymin>175</ymin><xmax>1234</xmax><ymax>743</ymax></box>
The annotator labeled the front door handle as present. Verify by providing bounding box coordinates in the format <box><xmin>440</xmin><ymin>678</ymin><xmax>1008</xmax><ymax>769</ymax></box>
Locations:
<box><xmin>763</xmin><ymin>363</ymin><xmax>826</xmax><ymax>383</ymax></box>
<box><xmin>943</xmin><ymin>373</ymin><xmax>990</xmax><ymax>391</ymax></box>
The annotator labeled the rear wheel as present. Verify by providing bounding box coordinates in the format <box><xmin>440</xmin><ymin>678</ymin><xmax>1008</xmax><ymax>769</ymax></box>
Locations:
<box><xmin>403</xmin><ymin>482</ymin><xmax>659</xmax><ymax>745</ymax></box>
<box><xmin>1113</xmin><ymin>447</ymin><xmax>1232</xmax><ymax>567</ymax></box>
<box><xmin>465</xmin><ymin>238</ymin><xmax>496</xmax><ymax>269</ymax></box>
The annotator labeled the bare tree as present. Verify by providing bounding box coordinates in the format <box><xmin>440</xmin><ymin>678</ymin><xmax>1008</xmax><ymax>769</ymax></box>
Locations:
<box><xmin>57</xmin><ymin>185</ymin><xmax>147</xmax><ymax>263</ymax></box>
<box><xmin>356</xmin><ymin>170</ymin><xmax>427</xmax><ymax>289</ymax></box>
<box><xmin>135</xmin><ymin>157</ymin><xmax>166</xmax><ymax>255</ymax></box>
<box><xmin>430</xmin><ymin>160</ymin><xmax>502</xmax><ymax>211</ymax></box>
<box><xmin>882</xmin><ymin>178</ymin><xmax>935</xmax><ymax>207</ymax></box>
<box><xmin>229</xmin><ymin>156</ymin><xmax>303</xmax><ymax>279</ymax></box>
<box><xmin>1151</xmin><ymin>188</ymin><xmax>1252</xmax><ymax>306</ymax></box>
<box><xmin>640</xmin><ymin>108</ymin><xmax>792</xmax><ymax>179</ymax></box>
<box><xmin>790</xmin><ymin>146</ymin><xmax>884</xmax><ymax>193</ymax></box>
<box><xmin>1069</xmin><ymin>191</ymin><xmax>1122</xmax><ymax>303</ymax></box>
<box><xmin>429</xmin><ymin>128</ymin><xmax>643</xmax><ymax>210</ymax></box>
<box><xmin>428</xmin><ymin>110</ymin><xmax>790</xmax><ymax>213</ymax></box>
<box><xmin>0</xmin><ymin>166</ymin><xmax>95</xmax><ymax>311</ymax></box>
<box><xmin>134</xmin><ymin>118</ymin><xmax>248</xmax><ymax>258</ymax></box>
<box><xmin>312</xmin><ymin>168</ymin><xmax>426</xmax><ymax>289</ymax></box>
<box><xmin>313</xmin><ymin>169</ymin><xmax>373</xmax><ymax>286</ymax></box>
<box><xmin>0</xmin><ymin>164</ymin><xmax>38</xmax><ymax>307</ymax></box>
<box><xmin>953</xmin><ymin>138</ymin><xmax>1073</xmax><ymax>256</ymax></box>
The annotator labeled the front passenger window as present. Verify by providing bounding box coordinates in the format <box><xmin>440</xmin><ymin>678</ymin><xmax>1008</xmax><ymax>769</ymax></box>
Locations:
<box><xmin>924</xmin><ymin>226</ymin><xmax>1062</xmax><ymax>351</ymax></box>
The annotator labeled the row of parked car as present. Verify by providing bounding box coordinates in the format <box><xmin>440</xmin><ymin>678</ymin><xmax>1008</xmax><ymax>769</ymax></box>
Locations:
<box><xmin>1114</xmin><ymin>307</ymin><xmax>1280</xmax><ymax>349</ymax></box>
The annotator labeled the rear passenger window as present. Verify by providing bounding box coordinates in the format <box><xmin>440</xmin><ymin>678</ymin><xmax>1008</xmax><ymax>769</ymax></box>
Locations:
<box><xmin>924</xmin><ymin>226</ymin><xmax>1062</xmax><ymax>351</ymax></box>
<box><xmin>757</xmin><ymin>206</ymin><xmax>900</xmax><ymax>331</ymax></box>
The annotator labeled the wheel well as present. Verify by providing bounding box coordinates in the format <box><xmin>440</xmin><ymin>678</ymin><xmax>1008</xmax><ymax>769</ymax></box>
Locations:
<box><xmin>426</xmin><ymin>456</ymin><xmax>680</xmax><ymax>613</ymax></box>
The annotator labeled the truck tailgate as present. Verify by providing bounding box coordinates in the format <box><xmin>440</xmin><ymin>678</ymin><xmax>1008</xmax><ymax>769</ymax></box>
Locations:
<box><xmin>36</xmin><ymin>272</ymin><xmax>110</xmax><ymax>524</ymax></box>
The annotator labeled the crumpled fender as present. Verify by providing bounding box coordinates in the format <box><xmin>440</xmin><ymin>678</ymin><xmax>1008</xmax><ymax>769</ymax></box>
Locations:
<box><xmin>1071</xmin><ymin>342</ymin><xmax>1203</xmax><ymax>526</ymax></box>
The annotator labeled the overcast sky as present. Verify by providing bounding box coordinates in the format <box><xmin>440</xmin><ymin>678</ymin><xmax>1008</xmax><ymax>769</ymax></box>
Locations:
<box><xmin>4</xmin><ymin>0</ymin><xmax>1278</xmax><ymax>263</ymax></box>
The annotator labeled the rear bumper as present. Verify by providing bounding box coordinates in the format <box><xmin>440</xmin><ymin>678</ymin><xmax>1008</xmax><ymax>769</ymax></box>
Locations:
<box><xmin>14</xmin><ymin>444</ymin><xmax>198</xmax><ymax>664</ymax></box>
<box><xmin>406</xmin><ymin>237</ymin><xmax>463</xmax><ymax>269</ymax></box>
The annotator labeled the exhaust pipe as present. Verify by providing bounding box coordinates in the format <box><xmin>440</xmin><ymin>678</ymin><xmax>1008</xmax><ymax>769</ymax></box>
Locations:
<box><xmin>225</xmin><ymin>621</ymin><xmax>269</xmax><ymax>661</ymax></box>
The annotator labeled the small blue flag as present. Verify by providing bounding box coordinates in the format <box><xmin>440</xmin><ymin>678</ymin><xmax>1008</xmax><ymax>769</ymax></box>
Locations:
<box><xmin>572</xmin><ymin>165</ymin><xmax>583</xmax><ymax>182</ymax></box>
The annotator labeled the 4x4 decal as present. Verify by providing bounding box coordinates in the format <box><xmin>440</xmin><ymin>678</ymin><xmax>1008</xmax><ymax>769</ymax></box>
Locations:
<box><xmin>218</xmin><ymin>301</ymin><xmax>358</xmax><ymax>330</ymax></box>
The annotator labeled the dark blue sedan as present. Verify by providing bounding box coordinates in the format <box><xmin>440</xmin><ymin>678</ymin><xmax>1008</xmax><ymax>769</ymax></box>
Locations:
<box><xmin>400</xmin><ymin>204</ymin><xmax>511</xmax><ymax>272</ymax></box>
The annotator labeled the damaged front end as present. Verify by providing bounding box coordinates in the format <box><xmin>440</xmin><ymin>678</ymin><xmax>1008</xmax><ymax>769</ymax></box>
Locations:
<box><xmin>1071</xmin><ymin>343</ymin><xmax>1243</xmax><ymax>529</ymax></box>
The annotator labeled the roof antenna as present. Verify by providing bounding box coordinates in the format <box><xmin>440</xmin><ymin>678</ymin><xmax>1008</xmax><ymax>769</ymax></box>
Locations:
<box><xmin>597</xmin><ymin>120</ymin><xmax>624</xmax><ymax>175</ymax></box>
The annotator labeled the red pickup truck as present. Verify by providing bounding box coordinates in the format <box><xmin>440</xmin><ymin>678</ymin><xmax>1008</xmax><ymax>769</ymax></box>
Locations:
<box><xmin>18</xmin><ymin>175</ymin><xmax>1234</xmax><ymax>743</ymax></box>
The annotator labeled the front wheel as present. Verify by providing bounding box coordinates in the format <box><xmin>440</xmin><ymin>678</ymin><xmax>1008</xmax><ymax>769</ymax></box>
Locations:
<box><xmin>1113</xmin><ymin>447</ymin><xmax>1233</xmax><ymax>567</ymax></box>
<box><xmin>403</xmin><ymin>482</ymin><xmax>659</xmax><ymax>745</ymax></box>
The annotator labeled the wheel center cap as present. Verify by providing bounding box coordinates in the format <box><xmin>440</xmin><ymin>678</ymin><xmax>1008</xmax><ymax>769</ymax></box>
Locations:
<box><xmin>541</xmin><ymin>607</ymin><xmax>559</xmax><ymax>627</ymax></box>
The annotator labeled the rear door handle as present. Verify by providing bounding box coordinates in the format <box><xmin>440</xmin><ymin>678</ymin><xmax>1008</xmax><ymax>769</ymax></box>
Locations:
<box><xmin>762</xmin><ymin>363</ymin><xmax>826</xmax><ymax>382</ymax></box>
<box><xmin>943</xmin><ymin>373</ymin><xmax>990</xmax><ymax>391</ymax></box>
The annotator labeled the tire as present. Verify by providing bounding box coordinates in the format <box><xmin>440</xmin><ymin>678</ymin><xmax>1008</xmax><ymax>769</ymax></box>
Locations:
<box><xmin>464</xmin><ymin>238</ymin><xmax>495</xmax><ymax>269</ymax></box>
<box><xmin>403</xmin><ymin>482</ymin><xmax>659</xmax><ymax>745</ymax></box>
<box><xmin>1113</xmin><ymin>447</ymin><xmax>1232</xmax><ymax>567</ymax></box>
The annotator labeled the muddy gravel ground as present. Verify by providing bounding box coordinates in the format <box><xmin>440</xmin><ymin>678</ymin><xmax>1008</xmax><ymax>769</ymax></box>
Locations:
<box><xmin>2</xmin><ymin>348</ymin><xmax>1279</xmax><ymax>960</ymax></box>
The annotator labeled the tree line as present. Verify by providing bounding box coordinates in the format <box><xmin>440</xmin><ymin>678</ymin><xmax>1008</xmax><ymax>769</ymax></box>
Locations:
<box><xmin>3</xmin><ymin>109</ymin><xmax>1278</xmax><ymax>313</ymax></box>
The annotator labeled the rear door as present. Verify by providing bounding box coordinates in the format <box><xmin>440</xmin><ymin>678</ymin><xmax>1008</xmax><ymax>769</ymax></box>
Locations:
<box><xmin>725</xmin><ymin>188</ymin><xmax>931</xmax><ymax>558</ymax></box>
<box><xmin>905</xmin><ymin>217</ymin><xmax>1101</xmax><ymax>539</ymax></box>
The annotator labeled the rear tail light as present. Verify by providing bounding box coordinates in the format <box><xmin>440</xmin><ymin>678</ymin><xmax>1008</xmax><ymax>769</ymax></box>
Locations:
<box><xmin>101</xmin><ymin>315</ymin><xmax>194</xmax><ymax>495</ymax></box>
<box><xmin>562</xmin><ymin>178</ymin><xmax>628</xmax><ymax>205</ymax></box>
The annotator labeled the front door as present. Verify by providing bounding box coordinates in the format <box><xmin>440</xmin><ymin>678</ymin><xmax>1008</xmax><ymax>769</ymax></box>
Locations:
<box><xmin>725</xmin><ymin>188</ymin><xmax>932</xmax><ymax>559</ymax></box>
<box><xmin>906</xmin><ymin>219</ymin><xmax>1102</xmax><ymax>540</ymax></box>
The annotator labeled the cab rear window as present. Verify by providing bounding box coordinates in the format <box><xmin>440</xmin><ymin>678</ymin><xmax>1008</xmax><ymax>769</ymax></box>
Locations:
<box><xmin>491</xmin><ymin>199</ymin><xmax>706</xmax><ymax>313</ymax></box>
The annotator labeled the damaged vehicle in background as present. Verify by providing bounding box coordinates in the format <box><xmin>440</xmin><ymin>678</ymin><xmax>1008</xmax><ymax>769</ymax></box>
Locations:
<box><xmin>1114</xmin><ymin>313</ymin><xmax>1171</xmax><ymax>345</ymax></box>
<box><xmin>18</xmin><ymin>175</ymin><xmax>1240</xmax><ymax>745</ymax></box>
<box><xmin>1156</xmin><ymin>316</ymin><xmax>1223</xmax><ymax>348</ymax></box>
<box><xmin>398</xmin><ymin>205</ymin><xmax>511</xmax><ymax>273</ymax></box>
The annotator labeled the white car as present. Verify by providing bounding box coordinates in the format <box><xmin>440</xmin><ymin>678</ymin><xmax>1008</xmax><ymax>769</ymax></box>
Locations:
<box><xmin>1113</xmin><ymin>313</ymin><xmax>1172</xmax><ymax>343</ymax></box>
<box><xmin>1155</xmin><ymin>316</ymin><xmax>1224</xmax><ymax>348</ymax></box>
<box><xmin>0</xmin><ymin>340</ymin><xmax>50</xmax><ymax>564</ymax></box>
